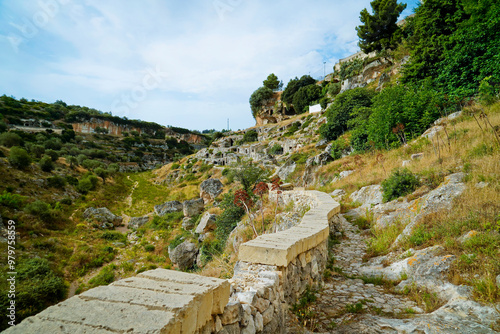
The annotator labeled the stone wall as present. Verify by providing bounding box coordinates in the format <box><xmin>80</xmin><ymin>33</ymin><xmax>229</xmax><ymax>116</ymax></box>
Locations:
<box><xmin>204</xmin><ymin>190</ymin><xmax>339</xmax><ymax>334</ymax></box>
<box><xmin>5</xmin><ymin>191</ymin><xmax>339</xmax><ymax>334</ymax></box>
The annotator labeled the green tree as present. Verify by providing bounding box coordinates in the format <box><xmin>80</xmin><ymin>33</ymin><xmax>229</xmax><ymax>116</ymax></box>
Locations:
<box><xmin>39</xmin><ymin>155</ymin><xmax>55</xmax><ymax>172</ymax></box>
<box><xmin>292</xmin><ymin>85</ymin><xmax>322</xmax><ymax>114</ymax></box>
<box><xmin>281</xmin><ymin>75</ymin><xmax>316</xmax><ymax>105</ymax></box>
<box><xmin>320</xmin><ymin>88</ymin><xmax>374</xmax><ymax>141</ymax></box>
<box><xmin>232</xmin><ymin>160</ymin><xmax>270</xmax><ymax>193</ymax></box>
<box><xmin>8</xmin><ymin>147</ymin><xmax>31</xmax><ymax>169</ymax></box>
<box><xmin>356</xmin><ymin>0</ymin><xmax>407</xmax><ymax>53</ymax></box>
<box><xmin>402</xmin><ymin>0</ymin><xmax>468</xmax><ymax>85</ymax></box>
<box><xmin>249</xmin><ymin>87</ymin><xmax>274</xmax><ymax>118</ymax></box>
<box><xmin>263</xmin><ymin>73</ymin><xmax>283</xmax><ymax>90</ymax></box>
<box><xmin>95</xmin><ymin>167</ymin><xmax>109</xmax><ymax>184</ymax></box>
<box><xmin>0</xmin><ymin>132</ymin><xmax>23</xmax><ymax>147</ymax></box>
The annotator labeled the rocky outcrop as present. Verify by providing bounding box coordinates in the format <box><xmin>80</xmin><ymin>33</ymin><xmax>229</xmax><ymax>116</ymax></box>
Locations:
<box><xmin>275</xmin><ymin>159</ymin><xmax>296</xmax><ymax>181</ymax></box>
<box><xmin>82</xmin><ymin>207</ymin><xmax>122</xmax><ymax>229</ymax></box>
<box><xmin>168</xmin><ymin>241</ymin><xmax>199</xmax><ymax>271</ymax></box>
<box><xmin>154</xmin><ymin>200</ymin><xmax>183</xmax><ymax>216</ymax></box>
<box><xmin>200</xmin><ymin>179</ymin><xmax>223</xmax><ymax>203</ymax></box>
<box><xmin>183</xmin><ymin>198</ymin><xmax>205</xmax><ymax>217</ymax></box>
<box><xmin>128</xmin><ymin>216</ymin><xmax>149</xmax><ymax>229</ymax></box>
<box><xmin>195</xmin><ymin>212</ymin><xmax>217</xmax><ymax>234</ymax></box>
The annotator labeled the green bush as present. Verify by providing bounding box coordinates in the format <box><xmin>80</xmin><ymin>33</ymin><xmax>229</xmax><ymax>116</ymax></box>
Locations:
<box><xmin>330</xmin><ymin>138</ymin><xmax>349</xmax><ymax>160</ymax></box>
<box><xmin>292</xmin><ymin>84</ymin><xmax>321</xmax><ymax>114</ymax></box>
<box><xmin>24</xmin><ymin>200</ymin><xmax>52</xmax><ymax>221</ymax></box>
<box><xmin>45</xmin><ymin>149</ymin><xmax>59</xmax><ymax>162</ymax></box>
<box><xmin>76</xmin><ymin>175</ymin><xmax>99</xmax><ymax>194</ymax></box>
<box><xmin>100</xmin><ymin>231</ymin><xmax>127</xmax><ymax>242</ymax></box>
<box><xmin>39</xmin><ymin>155</ymin><xmax>55</xmax><ymax>172</ymax></box>
<box><xmin>149</xmin><ymin>212</ymin><xmax>184</xmax><ymax>229</ymax></box>
<box><xmin>144</xmin><ymin>244</ymin><xmax>155</xmax><ymax>252</ymax></box>
<box><xmin>8</xmin><ymin>146</ymin><xmax>31</xmax><ymax>169</ymax></box>
<box><xmin>0</xmin><ymin>258</ymin><xmax>66</xmax><ymax>330</ymax></box>
<box><xmin>284</xmin><ymin>122</ymin><xmax>301</xmax><ymax>136</ymax></box>
<box><xmin>0</xmin><ymin>191</ymin><xmax>26</xmax><ymax>209</ymax></box>
<box><xmin>47</xmin><ymin>176</ymin><xmax>66</xmax><ymax>188</ymax></box>
<box><xmin>268</xmin><ymin>144</ymin><xmax>283</xmax><ymax>155</ymax></box>
<box><xmin>381</xmin><ymin>168</ymin><xmax>420</xmax><ymax>202</ymax></box>
<box><xmin>88</xmin><ymin>265</ymin><xmax>115</xmax><ymax>288</ymax></box>
<box><xmin>0</xmin><ymin>132</ymin><xmax>23</xmax><ymax>147</ymax></box>
<box><xmin>242</xmin><ymin>130</ymin><xmax>258</xmax><ymax>143</ymax></box>
<box><xmin>338</xmin><ymin>58</ymin><xmax>364</xmax><ymax>80</ymax></box>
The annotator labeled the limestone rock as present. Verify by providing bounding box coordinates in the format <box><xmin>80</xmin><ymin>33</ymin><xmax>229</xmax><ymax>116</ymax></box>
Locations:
<box><xmin>221</xmin><ymin>301</ymin><xmax>242</xmax><ymax>325</ymax></box>
<box><xmin>275</xmin><ymin>159</ymin><xmax>296</xmax><ymax>181</ymax></box>
<box><xmin>154</xmin><ymin>200</ymin><xmax>182</xmax><ymax>216</ymax></box>
<box><xmin>183</xmin><ymin>198</ymin><xmax>204</xmax><ymax>217</ymax></box>
<box><xmin>395</xmin><ymin>173</ymin><xmax>466</xmax><ymax>243</ymax></box>
<box><xmin>411</xmin><ymin>153</ymin><xmax>423</xmax><ymax>160</ymax></box>
<box><xmin>181</xmin><ymin>217</ymin><xmax>195</xmax><ymax>230</ymax></box>
<box><xmin>315</xmin><ymin>139</ymin><xmax>328</xmax><ymax>149</ymax></box>
<box><xmin>82</xmin><ymin>207</ymin><xmax>122</xmax><ymax>229</ymax></box>
<box><xmin>128</xmin><ymin>216</ymin><xmax>149</xmax><ymax>229</ymax></box>
<box><xmin>195</xmin><ymin>212</ymin><xmax>217</xmax><ymax>234</ymax></box>
<box><xmin>332</xmin><ymin>170</ymin><xmax>355</xmax><ymax>183</ymax></box>
<box><xmin>496</xmin><ymin>275</ymin><xmax>500</xmax><ymax>289</ymax></box>
<box><xmin>200</xmin><ymin>179</ymin><xmax>223</xmax><ymax>203</ymax></box>
<box><xmin>459</xmin><ymin>230</ymin><xmax>479</xmax><ymax>243</ymax></box>
<box><xmin>349</xmin><ymin>185</ymin><xmax>383</xmax><ymax>208</ymax></box>
<box><xmin>168</xmin><ymin>241</ymin><xmax>199</xmax><ymax>271</ymax></box>
<box><xmin>402</xmin><ymin>160</ymin><xmax>411</xmax><ymax>167</ymax></box>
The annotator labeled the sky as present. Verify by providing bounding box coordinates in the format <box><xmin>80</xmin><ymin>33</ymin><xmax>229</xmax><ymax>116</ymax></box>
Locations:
<box><xmin>0</xmin><ymin>0</ymin><xmax>420</xmax><ymax>131</ymax></box>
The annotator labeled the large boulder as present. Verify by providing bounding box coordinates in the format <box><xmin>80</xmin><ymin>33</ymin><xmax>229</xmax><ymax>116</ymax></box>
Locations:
<box><xmin>350</xmin><ymin>185</ymin><xmax>383</xmax><ymax>208</ymax></box>
<box><xmin>168</xmin><ymin>241</ymin><xmax>199</xmax><ymax>271</ymax></box>
<box><xmin>128</xmin><ymin>216</ymin><xmax>149</xmax><ymax>229</ymax></box>
<box><xmin>195</xmin><ymin>212</ymin><xmax>217</xmax><ymax>234</ymax></box>
<box><xmin>154</xmin><ymin>201</ymin><xmax>183</xmax><ymax>216</ymax></box>
<box><xmin>276</xmin><ymin>159</ymin><xmax>296</xmax><ymax>181</ymax></box>
<box><xmin>199</xmin><ymin>179</ymin><xmax>223</xmax><ymax>203</ymax></box>
<box><xmin>183</xmin><ymin>198</ymin><xmax>205</xmax><ymax>217</ymax></box>
<box><xmin>82</xmin><ymin>207</ymin><xmax>123</xmax><ymax>229</ymax></box>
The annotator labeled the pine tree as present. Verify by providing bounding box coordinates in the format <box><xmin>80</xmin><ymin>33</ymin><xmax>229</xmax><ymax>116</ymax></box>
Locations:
<box><xmin>263</xmin><ymin>73</ymin><xmax>282</xmax><ymax>90</ymax></box>
<box><xmin>356</xmin><ymin>0</ymin><xmax>406</xmax><ymax>53</ymax></box>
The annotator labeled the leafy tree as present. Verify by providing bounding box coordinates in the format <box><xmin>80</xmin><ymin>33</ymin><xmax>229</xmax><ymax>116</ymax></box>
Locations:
<box><xmin>249</xmin><ymin>87</ymin><xmax>274</xmax><ymax>118</ymax></box>
<box><xmin>367</xmin><ymin>81</ymin><xmax>443</xmax><ymax>149</ymax></box>
<box><xmin>95</xmin><ymin>167</ymin><xmax>109</xmax><ymax>184</ymax></box>
<box><xmin>263</xmin><ymin>73</ymin><xmax>283</xmax><ymax>90</ymax></box>
<box><xmin>242</xmin><ymin>130</ymin><xmax>258</xmax><ymax>143</ymax></box>
<box><xmin>320</xmin><ymin>88</ymin><xmax>374</xmax><ymax>141</ymax></box>
<box><xmin>402</xmin><ymin>0</ymin><xmax>468</xmax><ymax>85</ymax></box>
<box><xmin>232</xmin><ymin>160</ymin><xmax>270</xmax><ymax>193</ymax></box>
<box><xmin>8</xmin><ymin>147</ymin><xmax>31</xmax><ymax>169</ymax></box>
<box><xmin>0</xmin><ymin>132</ymin><xmax>23</xmax><ymax>147</ymax></box>
<box><xmin>356</xmin><ymin>0</ymin><xmax>407</xmax><ymax>53</ymax></box>
<box><xmin>281</xmin><ymin>75</ymin><xmax>316</xmax><ymax>105</ymax></box>
<box><xmin>292</xmin><ymin>85</ymin><xmax>322</xmax><ymax>114</ymax></box>
<box><xmin>39</xmin><ymin>155</ymin><xmax>55</xmax><ymax>172</ymax></box>
<box><xmin>435</xmin><ymin>0</ymin><xmax>500</xmax><ymax>96</ymax></box>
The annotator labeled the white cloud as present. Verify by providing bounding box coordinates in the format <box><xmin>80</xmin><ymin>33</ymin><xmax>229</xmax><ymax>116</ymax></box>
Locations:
<box><xmin>0</xmin><ymin>0</ymin><xmax>419</xmax><ymax>130</ymax></box>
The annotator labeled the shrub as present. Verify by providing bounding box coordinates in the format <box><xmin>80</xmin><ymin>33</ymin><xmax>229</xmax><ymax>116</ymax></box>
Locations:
<box><xmin>268</xmin><ymin>144</ymin><xmax>283</xmax><ymax>155</ymax></box>
<box><xmin>242</xmin><ymin>130</ymin><xmax>258</xmax><ymax>143</ymax></box>
<box><xmin>76</xmin><ymin>175</ymin><xmax>99</xmax><ymax>194</ymax></box>
<box><xmin>0</xmin><ymin>258</ymin><xmax>66</xmax><ymax>329</ymax></box>
<box><xmin>0</xmin><ymin>191</ymin><xmax>26</xmax><ymax>209</ymax></box>
<box><xmin>45</xmin><ymin>149</ymin><xmax>59</xmax><ymax>162</ymax></box>
<box><xmin>8</xmin><ymin>146</ymin><xmax>31</xmax><ymax>169</ymax></box>
<box><xmin>0</xmin><ymin>132</ymin><xmax>23</xmax><ymax>147</ymax></box>
<box><xmin>330</xmin><ymin>138</ymin><xmax>349</xmax><ymax>160</ymax></box>
<box><xmin>39</xmin><ymin>155</ymin><xmax>55</xmax><ymax>172</ymax></box>
<box><xmin>381</xmin><ymin>168</ymin><xmax>420</xmax><ymax>202</ymax></box>
<box><xmin>144</xmin><ymin>244</ymin><xmax>155</xmax><ymax>252</ymax></box>
<box><xmin>88</xmin><ymin>265</ymin><xmax>115</xmax><ymax>288</ymax></box>
<box><xmin>100</xmin><ymin>231</ymin><xmax>127</xmax><ymax>242</ymax></box>
<box><xmin>284</xmin><ymin>122</ymin><xmax>301</xmax><ymax>136</ymax></box>
<box><xmin>47</xmin><ymin>176</ymin><xmax>66</xmax><ymax>188</ymax></box>
<box><xmin>24</xmin><ymin>200</ymin><xmax>52</xmax><ymax>221</ymax></box>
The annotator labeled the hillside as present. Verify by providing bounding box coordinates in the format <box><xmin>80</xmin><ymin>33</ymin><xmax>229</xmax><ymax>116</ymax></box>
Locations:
<box><xmin>1</xmin><ymin>0</ymin><xmax>500</xmax><ymax>332</ymax></box>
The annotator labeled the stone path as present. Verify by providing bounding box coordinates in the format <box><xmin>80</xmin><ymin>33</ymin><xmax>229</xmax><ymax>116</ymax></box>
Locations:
<box><xmin>288</xmin><ymin>214</ymin><xmax>423</xmax><ymax>333</ymax></box>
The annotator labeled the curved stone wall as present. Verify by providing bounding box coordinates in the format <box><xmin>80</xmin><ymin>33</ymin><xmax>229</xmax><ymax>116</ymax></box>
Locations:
<box><xmin>5</xmin><ymin>190</ymin><xmax>339</xmax><ymax>334</ymax></box>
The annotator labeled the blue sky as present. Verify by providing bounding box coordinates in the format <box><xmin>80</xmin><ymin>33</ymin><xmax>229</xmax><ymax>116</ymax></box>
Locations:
<box><xmin>0</xmin><ymin>0</ymin><xmax>420</xmax><ymax>131</ymax></box>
